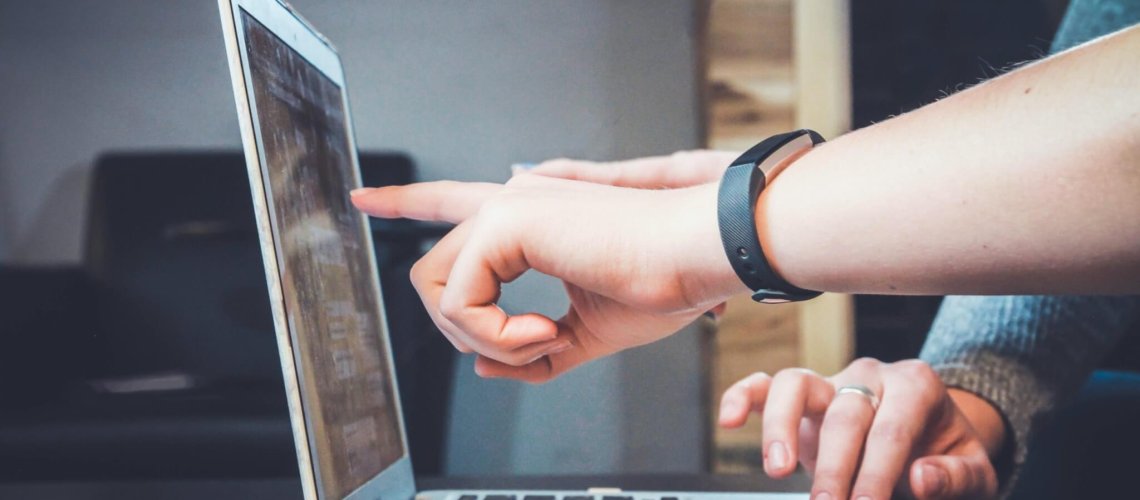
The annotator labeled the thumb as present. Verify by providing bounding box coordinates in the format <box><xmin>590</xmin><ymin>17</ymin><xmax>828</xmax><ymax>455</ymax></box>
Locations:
<box><xmin>910</xmin><ymin>452</ymin><xmax>998</xmax><ymax>499</ymax></box>
<box><xmin>472</xmin><ymin>310</ymin><xmax>611</xmax><ymax>383</ymax></box>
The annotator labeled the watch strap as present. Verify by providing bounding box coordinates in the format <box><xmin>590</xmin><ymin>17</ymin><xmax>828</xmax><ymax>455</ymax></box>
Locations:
<box><xmin>717</xmin><ymin>130</ymin><xmax>824</xmax><ymax>303</ymax></box>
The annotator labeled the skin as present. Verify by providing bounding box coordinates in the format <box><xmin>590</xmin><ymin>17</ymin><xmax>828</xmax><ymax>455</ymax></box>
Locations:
<box><xmin>752</xmin><ymin>24</ymin><xmax>1140</xmax><ymax>296</ymax></box>
<box><xmin>719</xmin><ymin>361</ymin><xmax>1003</xmax><ymax>499</ymax></box>
<box><xmin>351</xmin><ymin>23</ymin><xmax>1140</xmax><ymax>500</ymax></box>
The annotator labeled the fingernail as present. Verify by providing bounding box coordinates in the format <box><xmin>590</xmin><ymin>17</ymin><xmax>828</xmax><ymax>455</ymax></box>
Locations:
<box><xmin>349</xmin><ymin>187</ymin><xmax>373</xmax><ymax>197</ymax></box>
<box><xmin>766</xmin><ymin>441</ymin><xmax>788</xmax><ymax>471</ymax></box>
<box><xmin>812</xmin><ymin>492</ymin><xmax>831</xmax><ymax>500</ymax></box>
<box><xmin>545</xmin><ymin>341</ymin><xmax>573</xmax><ymax>356</ymax></box>
<box><xmin>921</xmin><ymin>464</ymin><xmax>947</xmax><ymax>496</ymax></box>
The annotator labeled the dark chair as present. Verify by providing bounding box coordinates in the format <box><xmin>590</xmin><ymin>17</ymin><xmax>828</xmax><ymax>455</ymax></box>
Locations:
<box><xmin>0</xmin><ymin>151</ymin><xmax>453</xmax><ymax>480</ymax></box>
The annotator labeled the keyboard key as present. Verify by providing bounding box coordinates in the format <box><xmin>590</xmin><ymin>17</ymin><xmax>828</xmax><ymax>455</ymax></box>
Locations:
<box><xmin>563</xmin><ymin>496</ymin><xmax>594</xmax><ymax>500</ymax></box>
<box><xmin>601</xmin><ymin>496</ymin><xmax>632</xmax><ymax>500</ymax></box>
<box><xmin>523</xmin><ymin>496</ymin><xmax>555</xmax><ymax>500</ymax></box>
<box><xmin>662</xmin><ymin>497</ymin><xmax>680</xmax><ymax>500</ymax></box>
<box><xmin>457</xmin><ymin>496</ymin><xmax>478</xmax><ymax>500</ymax></box>
<box><xmin>484</xmin><ymin>496</ymin><xmax>516</xmax><ymax>500</ymax></box>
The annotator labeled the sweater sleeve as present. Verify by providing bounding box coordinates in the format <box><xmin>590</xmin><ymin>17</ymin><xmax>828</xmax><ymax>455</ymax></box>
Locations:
<box><xmin>920</xmin><ymin>295</ymin><xmax>1139</xmax><ymax>469</ymax></box>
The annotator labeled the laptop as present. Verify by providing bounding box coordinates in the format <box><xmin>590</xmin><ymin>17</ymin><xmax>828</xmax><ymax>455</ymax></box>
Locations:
<box><xmin>218</xmin><ymin>1</ymin><xmax>807</xmax><ymax>499</ymax></box>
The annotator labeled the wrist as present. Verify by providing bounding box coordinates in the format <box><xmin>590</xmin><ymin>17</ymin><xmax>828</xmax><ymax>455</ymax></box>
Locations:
<box><xmin>948</xmin><ymin>388</ymin><xmax>1008</xmax><ymax>458</ymax></box>
<box><xmin>670</xmin><ymin>182</ymin><xmax>750</xmax><ymax>308</ymax></box>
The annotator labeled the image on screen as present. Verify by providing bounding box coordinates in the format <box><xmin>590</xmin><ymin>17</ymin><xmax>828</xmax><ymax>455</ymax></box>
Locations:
<box><xmin>241</xmin><ymin>12</ymin><xmax>404</xmax><ymax>498</ymax></box>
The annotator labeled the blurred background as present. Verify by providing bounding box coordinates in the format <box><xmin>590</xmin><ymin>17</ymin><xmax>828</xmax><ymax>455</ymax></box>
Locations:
<box><xmin>0</xmin><ymin>0</ymin><xmax>1069</xmax><ymax>494</ymax></box>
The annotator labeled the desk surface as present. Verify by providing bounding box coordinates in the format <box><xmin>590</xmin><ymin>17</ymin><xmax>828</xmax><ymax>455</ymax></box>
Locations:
<box><xmin>0</xmin><ymin>473</ymin><xmax>810</xmax><ymax>499</ymax></box>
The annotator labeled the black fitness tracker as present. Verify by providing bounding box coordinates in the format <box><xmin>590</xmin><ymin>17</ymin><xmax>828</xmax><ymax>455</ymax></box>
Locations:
<box><xmin>717</xmin><ymin>129</ymin><xmax>825</xmax><ymax>304</ymax></box>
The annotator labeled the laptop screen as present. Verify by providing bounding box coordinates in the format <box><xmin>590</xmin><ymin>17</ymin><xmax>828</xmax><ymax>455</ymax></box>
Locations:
<box><xmin>241</xmin><ymin>11</ymin><xmax>404</xmax><ymax>498</ymax></box>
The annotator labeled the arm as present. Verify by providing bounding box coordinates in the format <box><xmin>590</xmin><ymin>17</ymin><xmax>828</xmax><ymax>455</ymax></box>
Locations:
<box><xmin>922</xmin><ymin>295</ymin><xmax>1140</xmax><ymax>477</ymax></box>
<box><xmin>749</xmin><ymin>24</ymin><xmax>1140</xmax><ymax>296</ymax></box>
<box><xmin>353</xmin><ymin>24</ymin><xmax>1140</xmax><ymax>381</ymax></box>
<box><xmin>719</xmin><ymin>359</ymin><xmax>1002</xmax><ymax>499</ymax></box>
<box><xmin>716</xmin><ymin>294</ymin><xmax>1137</xmax><ymax>500</ymax></box>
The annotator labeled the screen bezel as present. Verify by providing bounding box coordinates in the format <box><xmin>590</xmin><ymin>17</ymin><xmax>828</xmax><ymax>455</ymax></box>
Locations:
<box><xmin>217</xmin><ymin>1</ymin><xmax>415</xmax><ymax>498</ymax></box>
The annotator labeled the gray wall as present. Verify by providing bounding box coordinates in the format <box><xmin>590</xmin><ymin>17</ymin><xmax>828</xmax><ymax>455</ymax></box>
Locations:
<box><xmin>0</xmin><ymin>0</ymin><xmax>707</xmax><ymax>475</ymax></box>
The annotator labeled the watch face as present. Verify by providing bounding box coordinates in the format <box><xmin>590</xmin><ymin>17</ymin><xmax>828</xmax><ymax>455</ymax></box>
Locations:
<box><xmin>757</xmin><ymin>132</ymin><xmax>816</xmax><ymax>180</ymax></box>
<box><xmin>729</xmin><ymin>130</ymin><xmax>826</xmax><ymax>306</ymax></box>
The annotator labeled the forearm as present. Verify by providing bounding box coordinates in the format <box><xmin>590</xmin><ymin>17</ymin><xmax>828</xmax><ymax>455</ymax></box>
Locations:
<box><xmin>759</xmin><ymin>23</ymin><xmax>1140</xmax><ymax>295</ymax></box>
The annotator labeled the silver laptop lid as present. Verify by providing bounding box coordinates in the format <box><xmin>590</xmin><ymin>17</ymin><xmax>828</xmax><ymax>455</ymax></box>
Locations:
<box><xmin>219</xmin><ymin>1</ymin><xmax>415</xmax><ymax>498</ymax></box>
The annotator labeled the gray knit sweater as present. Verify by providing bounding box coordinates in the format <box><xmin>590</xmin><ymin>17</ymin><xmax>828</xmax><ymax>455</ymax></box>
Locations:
<box><xmin>917</xmin><ymin>0</ymin><xmax>1140</xmax><ymax>485</ymax></box>
<box><xmin>921</xmin><ymin>296</ymin><xmax>1139</xmax><ymax>466</ymax></box>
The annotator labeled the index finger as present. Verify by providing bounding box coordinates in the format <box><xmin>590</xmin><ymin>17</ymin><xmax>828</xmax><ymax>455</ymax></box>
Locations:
<box><xmin>718</xmin><ymin>372</ymin><xmax>773</xmax><ymax>428</ymax></box>
<box><xmin>350</xmin><ymin>181</ymin><xmax>502</xmax><ymax>223</ymax></box>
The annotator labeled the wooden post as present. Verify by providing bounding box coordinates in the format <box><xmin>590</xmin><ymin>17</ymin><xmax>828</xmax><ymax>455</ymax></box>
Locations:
<box><xmin>793</xmin><ymin>0</ymin><xmax>855</xmax><ymax>375</ymax></box>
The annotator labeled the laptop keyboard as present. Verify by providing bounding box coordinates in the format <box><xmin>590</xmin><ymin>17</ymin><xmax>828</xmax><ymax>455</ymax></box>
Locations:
<box><xmin>457</xmin><ymin>495</ymin><xmax>681</xmax><ymax>500</ymax></box>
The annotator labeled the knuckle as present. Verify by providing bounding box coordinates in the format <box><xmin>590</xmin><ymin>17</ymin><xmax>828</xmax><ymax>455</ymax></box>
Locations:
<box><xmin>849</xmin><ymin>357</ymin><xmax>881</xmax><ymax>373</ymax></box>
<box><xmin>773</xmin><ymin>367</ymin><xmax>811</xmax><ymax>386</ymax></box>
<box><xmin>869</xmin><ymin>420</ymin><xmax>912</xmax><ymax>445</ymax></box>
<box><xmin>409</xmin><ymin>260</ymin><xmax>428</xmax><ymax>285</ymax></box>
<box><xmin>824</xmin><ymin>404</ymin><xmax>870</xmax><ymax>429</ymax></box>
<box><xmin>477</xmin><ymin>196</ymin><xmax>511</xmax><ymax>218</ymax></box>
<box><xmin>894</xmin><ymin>360</ymin><xmax>939</xmax><ymax>386</ymax></box>
<box><xmin>744</xmin><ymin>371</ymin><xmax>772</xmax><ymax>386</ymax></box>
<box><xmin>438</xmin><ymin>294</ymin><xmax>464</xmax><ymax>322</ymax></box>
<box><xmin>476</xmin><ymin>197</ymin><xmax>524</xmax><ymax>229</ymax></box>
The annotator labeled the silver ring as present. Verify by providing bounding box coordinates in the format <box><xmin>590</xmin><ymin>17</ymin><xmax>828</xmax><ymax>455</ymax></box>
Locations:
<box><xmin>835</xmin><ymin>384</ymin><xmax>880</xmax><ymax>411</ymax></box>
